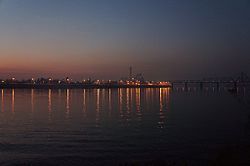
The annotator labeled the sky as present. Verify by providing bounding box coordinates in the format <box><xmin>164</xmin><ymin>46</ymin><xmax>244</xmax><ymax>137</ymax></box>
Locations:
<box><xmin>0</xmin><ymin>0</ymin><xmax>249</xmax><ymax>80</ymax></box>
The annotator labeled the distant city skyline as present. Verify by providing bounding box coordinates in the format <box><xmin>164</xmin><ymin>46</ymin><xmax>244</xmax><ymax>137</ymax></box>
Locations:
<box><xmin>0</xmin><ymin>0</ymin><xmax>250</xmax><ymax>80</ymax></box>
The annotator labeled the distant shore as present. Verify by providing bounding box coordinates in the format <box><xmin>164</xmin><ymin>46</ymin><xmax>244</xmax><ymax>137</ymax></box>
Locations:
<box><xmin>0</xmin><ymin>83</ymin><xmax>171</xmax><ymax>89</ymax></box>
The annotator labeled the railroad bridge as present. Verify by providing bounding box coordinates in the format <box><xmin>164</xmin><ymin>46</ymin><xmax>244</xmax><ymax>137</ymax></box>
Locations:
<box><xmin>170</xmin><ymin>72</ymin><xmax>250</xmax><ymax>89</ymax></box>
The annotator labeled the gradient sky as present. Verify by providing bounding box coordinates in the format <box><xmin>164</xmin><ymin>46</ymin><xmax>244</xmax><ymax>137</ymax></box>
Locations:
<box><xmin>0</xmin><ymin>0</ymin><xmax>250</xmax><ymax>80</ymax></box>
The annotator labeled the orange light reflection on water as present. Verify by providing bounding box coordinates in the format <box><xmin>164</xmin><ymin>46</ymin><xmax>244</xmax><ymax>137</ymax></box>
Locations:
<box><xmin>48</xmin><ymin>89</ymin><xmax>52</xmax><ymax>121</ymax></box>
<box><xmin>1</xmin><ymin>89</ymin><xmax>4</xmax><ymax>112</ymax></box>
<box><xmin>11</xmin><ymin>89</ymin><xmax>15</xmax><ymax>113</ymax></box>
<box><xmin>66</xmin><ymin>89</ymin><xmax>70</xmax><ymax>119</ymax></box>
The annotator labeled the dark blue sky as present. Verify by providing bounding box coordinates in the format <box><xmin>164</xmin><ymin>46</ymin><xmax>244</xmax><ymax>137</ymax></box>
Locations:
<box><xmin>0</xmin><ymin>0</ymin><xmax>249</xmax><ymax>80</ymax></box>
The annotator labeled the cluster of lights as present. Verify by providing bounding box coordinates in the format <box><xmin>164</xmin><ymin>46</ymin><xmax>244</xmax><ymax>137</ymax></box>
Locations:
<box><xmin>124</xmin><ymin>81</ymin><xmax>141</xmax><ymax>85</ymax></box>
<box><xmin>94</xmin><ymin>80</ymin><xmax>115</xmax><ymax>85</ymax></box>
<box><xmin>0</xmin><ymin>77</ymin><xmax>171</xmax><ymax>87</ymax></box>
<box><xmin>158</xmin><ymin>81</ymin><xmax>171</xmax><ymax>85</ymax></box>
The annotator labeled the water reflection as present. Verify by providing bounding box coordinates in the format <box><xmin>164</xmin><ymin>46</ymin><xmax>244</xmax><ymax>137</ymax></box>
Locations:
<box><xmin>118</xmin><ymin>88</ymin><xmax>123</xmax><ymax>118</ymax></box>
<box><xmin>126</xmin><ymin>88</ymin><xmax>131</xmax><ymax>112</ymax></box>
<box><xmin>135</xmin><ymin>88</ymin><xmax>141</xmax><ymax>112</ymax></box>
<box><xmin>48</xmin><ymin>89</ymin><xmax>52</xmax><ymax>121</ymax></box>
<box><xmin>1</xmin><ymin>89</ymin><xmax>4</xmax><ymax>112</ymax></box>
<box><xmin>108</xmin><ymin>89</ymin><xmax>112</xmax><ymax>114</ymax></box>
<box><xmin>0</xmin><ymin>87</ymin><xmax>248</xmax><ymax>165</ymax></box>
<box><xmin>96</xmin><ymin>89</ymin><xmax>100</xmax><ymax>112</ymax></box>
<box><xmin>96</xmin><ymin>89</ymin><xmax>100</xmax><ymax>127</ymax></box>
<box><xmin>11</xmin><ymin>89</ymin><xmax>15</xmax><ymax>113</ymax></box>
<box><xmin>158</xmin><ymin>88</ymin><xmax>170</xmax><ymax>129</ymax></box>
<box><xmin>66</xmin><ymin>89</ymin><xmax>70</xmax><ymax>119</ymax></box>
<box><xmin>31</xmin><ymin>89</ymin><xmax>34</xmax><ymax>113</ymax></box>
<box><xmin>83</xmin><ymin>89</ymin><xmax>86</xmax><ymax>114</ymax></box>
<box><xmin>160</xmin><ymin>88</ymin><xmax>163</xmax><ymax>112</ymax></box>
<box><xmin>160</xmin><ymin>88</ymin><xmax>170</xmax><ymax>112</ymax></box>
<box><xmin>124</xmin><ymin>88</ymin><xmax>132</xmax><ymax>125</ymax></box>
<box><xmin>0</xmin><ymin>88</ymin><xmax>172</xmax><ymax>128</ymax></box>
<box><xmin>135</xmin><ymin>88</ymin><xmax>142</xmax><ymax>122</ymax></box>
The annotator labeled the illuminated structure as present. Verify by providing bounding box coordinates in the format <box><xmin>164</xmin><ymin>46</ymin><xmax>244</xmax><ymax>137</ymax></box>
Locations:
<box><xmin>0</xmin><ymin>67</ymin><xmax>172</xmax><ymax>88</ymax></box>
<box><xmin>129</xmin><ymin>66</ymin><xmax>133</xmax><ymax>81</ymax></box>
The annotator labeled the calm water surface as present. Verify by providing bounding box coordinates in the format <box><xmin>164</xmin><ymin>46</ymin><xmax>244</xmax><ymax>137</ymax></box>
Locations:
<box><xmin>0</xmin><ymin>88</ymin><xmax>249</xmax><ymax>165</ymax></box>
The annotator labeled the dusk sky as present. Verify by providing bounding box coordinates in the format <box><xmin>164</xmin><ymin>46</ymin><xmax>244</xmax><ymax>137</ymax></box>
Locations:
<box><xmin>0</xmin><ymin>0</ymin><xmax>249</xmax><ymax>80</ymax></box>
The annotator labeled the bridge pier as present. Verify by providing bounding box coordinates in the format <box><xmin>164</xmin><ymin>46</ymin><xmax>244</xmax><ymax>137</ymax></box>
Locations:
<box><xmin>170</xmin><ymin>79</ymin><xmax>249</xmax><ymax>91</ymax></box>
<box><xmin>216</xmin><ymin>82</ymin><xmax>219</xmax><ymax>89</ymax></box>
<box><xmin>199</xmin><ymin>82</ymin><xmax>203</xmax><ymax>90</ymax></box>
<box><xmin>184</xmin><ymin>82</ymin><xmax>188</xmax><ymax>91</ymax></box>
<box><xmin>234</xmin><ymin>81</ymin><xmax>237</xmax><ymax>89</ymax></box>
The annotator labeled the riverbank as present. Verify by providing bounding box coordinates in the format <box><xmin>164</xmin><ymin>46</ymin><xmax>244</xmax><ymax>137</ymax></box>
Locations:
<box><xmin>0</xmin><ymin>83</ymin><xmax>171</xmax><ymax>89</ymax></box>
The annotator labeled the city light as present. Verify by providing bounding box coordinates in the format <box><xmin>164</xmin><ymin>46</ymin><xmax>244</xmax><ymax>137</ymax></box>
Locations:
<box><xmin>0</xmin><ymin>73</ymin><xmax>171</xmax><ymax>88</ymax></box>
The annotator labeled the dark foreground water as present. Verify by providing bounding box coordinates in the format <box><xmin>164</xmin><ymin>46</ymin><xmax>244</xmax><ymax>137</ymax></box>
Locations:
<box><xmin>0</xmin><ymin>88</ymin><xmax>250</xmax><ymax>166</ymax></box>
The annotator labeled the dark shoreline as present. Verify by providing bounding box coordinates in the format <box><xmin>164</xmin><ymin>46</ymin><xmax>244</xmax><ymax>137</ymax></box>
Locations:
<box><xmin>0</xmin><ymin>83</ymin><xmax>171</xmax><ymax>89</ymax></box>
